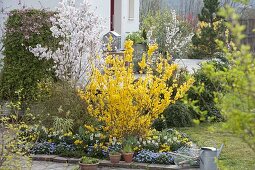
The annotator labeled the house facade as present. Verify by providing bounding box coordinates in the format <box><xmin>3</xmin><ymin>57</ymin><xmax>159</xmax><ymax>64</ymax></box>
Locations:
<box><xmin>0</xmin><ymin>0</ymin><xmax>140</xmax><ymax>58</ymax></box>
<box><xmin>113</xmin><ymin>0</ymin><xmax>140</xmax><ymax>47</ymax></box>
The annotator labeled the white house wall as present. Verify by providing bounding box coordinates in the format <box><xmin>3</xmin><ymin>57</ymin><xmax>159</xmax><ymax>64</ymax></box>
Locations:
<box><xmin>114</xmin><ymin>0</ymin><xmax>139</xmax><ymax>49</ymax></box>
<box><xmin>114</xmin><ymin>0</ymin><xmax>122</xmax><ymax>36</ymax></box>
<box><xmin>0</xmin><ymin>0</ymin><xmax>110</xmax><ymax>59</ymax></box>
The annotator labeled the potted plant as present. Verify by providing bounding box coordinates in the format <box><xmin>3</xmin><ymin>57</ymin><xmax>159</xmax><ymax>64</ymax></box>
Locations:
<box><xmin>79</xmin><ymin>156</ymin><xmax>99</xmax><ymax>170</ymax></box>
<box><xmin>109</xmin><ymin>150</ymin><xmax>121</xmax><ymax>164</ymax></box>
<box><xmin>122</xmin><ymin>144</ymin><xmax>134</xmax><ymax>163</ymax></box>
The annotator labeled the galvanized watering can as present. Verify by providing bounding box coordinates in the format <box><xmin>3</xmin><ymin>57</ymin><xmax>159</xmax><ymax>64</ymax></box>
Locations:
<box><xmin>200</xmin><ymin>144</ymin><xmax>224</xmax><ymax>170</ymax></box>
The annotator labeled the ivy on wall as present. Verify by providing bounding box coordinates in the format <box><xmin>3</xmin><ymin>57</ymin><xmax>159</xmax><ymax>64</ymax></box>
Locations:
<box><xmin>0</xmin><ymin>9</ymin><xmax>58</xmax><ymax>101</ymax></box>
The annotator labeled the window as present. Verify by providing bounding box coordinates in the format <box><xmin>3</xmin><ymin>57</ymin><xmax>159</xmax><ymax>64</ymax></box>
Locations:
<box><xmin>129</xmin><ymin>0</ymin><xmax>134</xmax><ymax>19</ymax></box>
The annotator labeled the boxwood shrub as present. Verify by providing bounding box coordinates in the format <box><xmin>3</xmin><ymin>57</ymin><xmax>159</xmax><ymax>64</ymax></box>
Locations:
<box><xmin>163</xmin><ymin>101</ymin><xmax>196</xmax><ymax>128</ymax></box>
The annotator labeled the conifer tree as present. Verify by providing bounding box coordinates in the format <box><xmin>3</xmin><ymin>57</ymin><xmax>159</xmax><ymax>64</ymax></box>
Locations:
<box><xmin>190</xmin><ymin>0</ymin><xmax>225</xmax><ymax>59</ymax></box>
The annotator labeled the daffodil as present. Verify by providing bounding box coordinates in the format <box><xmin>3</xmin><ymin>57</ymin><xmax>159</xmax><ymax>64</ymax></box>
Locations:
<box><xmin>84</xmin><ymin>125</ymin><xmax>95</xmax><ymax>132</ymax></box>
<box><xmin>74</xmin><ymin>139</ymin><xmax>83</xmax><ymax>145</ymax></box>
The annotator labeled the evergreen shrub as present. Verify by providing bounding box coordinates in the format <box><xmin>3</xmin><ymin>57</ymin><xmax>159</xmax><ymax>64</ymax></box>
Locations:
<box><xmin>163</xmin><ymin>101</ymin><xmax>195</xmax><ymax>128</ymax></box>
<box><xmin>0</xmin><ymin>9</ymin><xmax>57</xmax><ymax>101</ymax></box>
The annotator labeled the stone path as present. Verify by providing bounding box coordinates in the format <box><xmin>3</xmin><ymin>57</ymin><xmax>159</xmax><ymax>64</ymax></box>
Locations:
<box><xmin>31</xmin><ymin>161</ymin><xmax>144</xmax><ymax>170</ymax></box>
<box><xmin>174</xmin><ymin>59</ymin><xmax>205</xmax><ymax>73</ymax></box>
<box><xmin>31</xmin><ymin>161</ymin><xmax>76</xmax><ymax>170</ymax></box>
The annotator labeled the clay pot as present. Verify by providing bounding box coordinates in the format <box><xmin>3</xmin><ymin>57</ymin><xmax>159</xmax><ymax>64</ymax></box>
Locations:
<box><xmin>109</xmin><ymin>154</ymin><xmax>121</xmax><ymax>164</ymax></box>
<box><xmin>123</xmin><ymin>152</ymin><xmax>134</xmax><ymax>163</ymax></box>
<box><xmin>79</xmin><ymin>162</ymin><xmax>98</xmax><ymax>170</ymax></box>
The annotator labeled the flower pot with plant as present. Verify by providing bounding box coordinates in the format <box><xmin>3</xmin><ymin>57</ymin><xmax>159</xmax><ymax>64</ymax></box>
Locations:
<box><xmin>79</xmin><ymin>156</ymin><xmax>99</xmax><ymax>170</ymax></box>
<box><xmin>109</xmin><ymin>150</ymin><xmax>121</xmax><ymax>164</ymax></box>
<box><xmin>122</xmin><ymin>144</ymin><xmax>134</xmax><ymax>163</ymax></box>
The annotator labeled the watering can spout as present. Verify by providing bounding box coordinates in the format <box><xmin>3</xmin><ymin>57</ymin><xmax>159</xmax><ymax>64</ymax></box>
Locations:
<box><xmin>217</xmin><ymin>144</ymin><xmax>224</xmax><ymax>158</ymax></box>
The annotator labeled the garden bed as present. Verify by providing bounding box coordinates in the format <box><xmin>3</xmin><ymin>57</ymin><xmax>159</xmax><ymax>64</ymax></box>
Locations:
<box><xmin>28</xmin><ymin>126</ymin><xmax>199</xmax><ymax>166</ymax></box>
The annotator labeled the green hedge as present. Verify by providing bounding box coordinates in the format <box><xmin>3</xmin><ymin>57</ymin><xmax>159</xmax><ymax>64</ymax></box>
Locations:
<box><xmin>0</xmin><ymin>9</ymin><xmax>58</xmax><ymax>101</ymax></box>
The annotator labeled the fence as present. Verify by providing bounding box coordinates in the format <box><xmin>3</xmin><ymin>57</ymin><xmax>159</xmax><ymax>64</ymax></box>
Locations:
<box><xmin>240</xmin><ymin>19</ymin><xmax>255</xmax><ymax>52</ymax></box>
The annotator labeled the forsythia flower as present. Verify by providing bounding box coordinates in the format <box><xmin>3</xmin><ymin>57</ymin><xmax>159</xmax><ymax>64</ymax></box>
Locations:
<box><xmin>148</xmin><ymin>44</ymin><xmax>158</xmax><ymax>57</ymax></box>
<box><xmin>124</xmin><ymin>40</ymin><xmax>134</xmax><ymax>62</ymax></box>
<box><xmin>138</xmin><ymin>54</ymin><xmax>147</xmax><ymax>70</ymax></box>
<box><xmin>78</xmin><ymin>41</ymin><xmax>194</xmax><ymax>139</ymax></box>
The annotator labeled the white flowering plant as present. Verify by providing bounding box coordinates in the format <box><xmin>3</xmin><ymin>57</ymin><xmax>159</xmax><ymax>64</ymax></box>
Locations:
<box><xmin>133</xmin><ymin>129</ymin><xmax>192</xmax><ymax>153</ymax></box>
<box><xmin>143</xmin><ymin>10</ymin><xmax>194</xmax><ymax>58</ymax></box>
<box><xmin>165</xmin><ymin>10</ymin><xmax>194</xmax><ymax>57</ymax></box>
<box><xmin>30</xmin><ymin>0</ymin><xmax>103</xmax><ymax>86</ymax></box>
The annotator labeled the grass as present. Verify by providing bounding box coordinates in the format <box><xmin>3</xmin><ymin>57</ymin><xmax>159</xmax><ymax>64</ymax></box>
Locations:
<box><xmin>178</xmin><ymin>123</ymin><xmax>255</xmax><ymax>170</ymax></box>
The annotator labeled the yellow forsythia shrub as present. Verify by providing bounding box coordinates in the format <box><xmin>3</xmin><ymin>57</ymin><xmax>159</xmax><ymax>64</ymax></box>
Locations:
<box><xmin>78</xmin><ymin>40</ymin><xmax>194</xmax><ymax>139</ymax></box>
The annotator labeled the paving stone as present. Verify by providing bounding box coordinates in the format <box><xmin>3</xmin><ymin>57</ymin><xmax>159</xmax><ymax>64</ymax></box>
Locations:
<box><xmin>130</xmin><ymin>162</ymin><xmax>149</xmax><ymax>169</ymax></box>
<box><xmin>147</xmin><ymin>164</ymin><xmax>166</xmax><ymax>170</ymax></box>
<box><xmin>113</xmin><ymin>161</ymin><xmax>132</xmax><ymax>168</ymax></box>
<box><xmin>163</xmin><ymin>165</ymin><xmax>181</xmax><ymax>170</ymax></box>
<box><xmin>99</xmin><ymin>160</ymin><xmax>113</xmax><ymax>167</ymax></box>
<box><xmin>31</xmin><ymin>154</ymin><xmax>57</xmax><ymax>161</ymax></box>
<box><xmin>99</xmin><ymin>160</ymin><xmax>131</xmax><ymax>168</ymax></box>
<box><xmin>68</xmin><ymin>158</ymin><xmax>81</xmax><ymax>164</ymax></box>
<box><xmin>31</xmin><ymin>164</ymin><xmax>47</xmax><ymax>170</ymax></box>
<box><xmin>52</xmin><ymin>157</ymin><xmax>68</xmax><ymax>163</ymax></box>
<box><xmin>31</xmin><ymin>161</ymin><xmax>76</xmax><ymax>170</ymax></box>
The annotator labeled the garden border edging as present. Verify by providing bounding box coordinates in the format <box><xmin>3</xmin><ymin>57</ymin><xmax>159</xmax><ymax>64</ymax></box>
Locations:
<box><xmin>31</xmin><ymin>155</ymin><xmax>198</xmax><ymax>170</ymax></box>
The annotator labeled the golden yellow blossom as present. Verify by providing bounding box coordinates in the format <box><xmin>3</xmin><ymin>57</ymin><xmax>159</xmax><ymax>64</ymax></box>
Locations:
<box><xmin>148</xmin><ymin>44</ymin><xmax>158</xmax><ymax>57</ymax></box>
<box><xmin>199</xmin><ymin>21</ymin><xmax>208</xmax><ymax>29</ymax></box>
<box><xmin>159</xmin><ymin>143</ymin><xmax>171</xmax><ymax>152</ymax></box>
<box><xmin>78</xmin><ymin>41</ymin><xmax>194</xmax><ymax>139</ymax></box>
<box><xmin>63</xmin><ymin>131</ymin><xmax>72</xmax><ymax>137</ymax></box>
<box><xmin>84</xmin><ymin>125</ymin><xmax>95</xmax><ymax>132</ymax></box>
<box><xmin>138</xmin><ymin>54</ymin><xmax>147</xmax><ymax>70</ymax></box>
<box><xmin>74</xmin><ymin>140</ymin><xmax>83</xmax><ymax>145</ymax></box>
<box><xmin>124</xmin><ymin>40</ymin><xmax>134</xmax><ymax>62</ymax></box>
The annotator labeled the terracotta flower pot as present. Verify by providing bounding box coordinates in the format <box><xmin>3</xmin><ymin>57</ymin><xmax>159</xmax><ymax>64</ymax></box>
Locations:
<box><xmin>109</xmin><ymin>154</ymin><xmax>121</xmax><ymax>164</ymax></box>
<box><xmin>79</xmin><ymin>162</ymin><xmax>98</xmax><ymax>170</ymax></box>
<box><xmin>123</xmin><ymin>152</ymin><xmax>134</xmax><ymax>163</ymax></box>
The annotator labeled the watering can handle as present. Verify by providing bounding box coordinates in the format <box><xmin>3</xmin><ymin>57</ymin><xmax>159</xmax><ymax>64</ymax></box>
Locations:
<box><xmin>217</xmin><ymin>144</ymin><xmax>224</xmax><ymax>157</ymax></box>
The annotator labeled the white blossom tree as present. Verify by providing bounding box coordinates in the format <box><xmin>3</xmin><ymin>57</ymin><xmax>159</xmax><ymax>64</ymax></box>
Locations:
<box><xmin>30</xmin><ymin>0</ymin><xmax>103</xmax><ymax>86</ymax></box>
<box><xmin>165</xmin><ymin>10</ymin><xmax>194</xmax><ymax>57</ymax></box>
<box><xmin>146</xmin><ymin>10</ymin><xmax>194</xmax><ymax>58</ymax></box>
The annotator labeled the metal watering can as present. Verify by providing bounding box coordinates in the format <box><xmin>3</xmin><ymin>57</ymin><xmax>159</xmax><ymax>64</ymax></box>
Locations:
<box><xmin>200</xmin><ymin>144</ymin><xmax>224</xmax><ymax>170</ymax></box>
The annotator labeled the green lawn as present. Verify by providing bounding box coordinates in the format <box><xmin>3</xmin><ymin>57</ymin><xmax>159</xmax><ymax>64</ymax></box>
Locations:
<box><xmin>178</xmin><ymin>123</ymin><xmax>255</xmax><ymax>170</ymax></box>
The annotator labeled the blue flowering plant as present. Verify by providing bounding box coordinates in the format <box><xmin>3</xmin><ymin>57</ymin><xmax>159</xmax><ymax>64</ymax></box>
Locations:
<box><xmin>133</xmin><ymin>150</ymin><xmax>174</xmax><ymax>165</ymax></box>
<box><xmin>31</xmin><ymin>142</ymin><xmax>56</xmax><ymax>154</ymax></box>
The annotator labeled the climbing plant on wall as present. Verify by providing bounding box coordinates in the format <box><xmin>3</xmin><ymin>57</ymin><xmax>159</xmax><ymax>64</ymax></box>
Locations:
<box><xmin>0</xmin><ymin>9</ymin><xmax>57</xmax><ymax>101</ymax></box>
